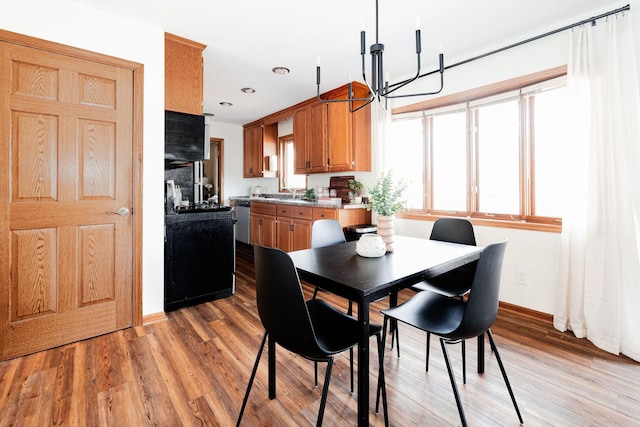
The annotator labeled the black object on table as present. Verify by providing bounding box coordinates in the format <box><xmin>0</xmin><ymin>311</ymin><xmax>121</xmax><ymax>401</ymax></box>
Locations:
<box><xmin>287</xmin><ymin>236</ymin><xmax>482</xmax><ymax>427</ymax></box>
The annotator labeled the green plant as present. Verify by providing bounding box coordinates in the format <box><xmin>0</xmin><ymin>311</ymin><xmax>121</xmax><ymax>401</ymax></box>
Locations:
<box><xmin>348</xmin><ymin>179</ymin><xmax>364</xmax><ymax>196</ymax></box>
<box><xmin>367</xmin><ymin>170</ymin><xmax>407</xmax><ymax>216</ymax></box>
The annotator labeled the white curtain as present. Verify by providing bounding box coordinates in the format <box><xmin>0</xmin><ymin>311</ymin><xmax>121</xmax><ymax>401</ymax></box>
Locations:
<box><xmin>554</xmin><ymin>11</ymin><xmax>640</xmax><ymax>362</ymax></box>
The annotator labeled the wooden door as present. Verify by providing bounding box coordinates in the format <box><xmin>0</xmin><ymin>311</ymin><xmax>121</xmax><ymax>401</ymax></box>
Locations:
<box><xmin>0</xmin><ymin>42</ymin><xmax>134</xmax><ymax>360</ymax></box>
<box><xmin>276</xmin><ymin>217</ymin><xmax>293</xmax><ymax>252</ymax></box>
<box><xmin>164</xmin><ymin>33</ymin><xmax>205</xmax><ymax>115</ymax></box>
<box><xmin>309</xmin><ymin>102</ymin><xmax>327</xmax><ymax>172</ymax></box>
<box><xmin>292</xmin><ymin>218</ymin><xmax>311</xmax><ymax>251</ymax></box>
<box><xmin>250</xmin><ymin>213</ymin><xmax>261</xmax><ymax>245</ymax></box>
<box><xmin>327</xmin><ymin>98</ymin><xmax>353</xmax><ymax>171</ymax></box>
<box><xmin>293</xmin><ymin>107</ymin><xmax>309</xmax><ymax>174</ymax></box>
<box><xmin>262</xmin><ymin>215</ymin><xmax>277</xmax><ymax>248</ymax></box>
<box><xmin>243</xmin><ymin>123</ymin><xmax>263</xmax><ymax>177</ymax></box>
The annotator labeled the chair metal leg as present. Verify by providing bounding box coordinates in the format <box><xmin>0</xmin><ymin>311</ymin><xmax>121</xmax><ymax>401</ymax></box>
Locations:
<box><xmin>236</xmin><ymin>332</ymin><xmax>268</xmax><ymax>427</ymax></box>
<box><xmin>390</xmin><ymin>319</ymin><xmax>400</xmax><ymax>357</ymax></box>
<box><xmin>314</xmin><ymin>361</ymin><xmax>318</xmax><ymax>387</ymax></box>
<box><xmin>440</xmin><ymin>338</ymin><xmax>468</xmax><ymax>427</ymax></box>
<box><xmin>316</xmin><ymin>358</ymin><xmax>334</xmax><ymax>427</ymax></box>
<box><xmin>425</xmin><ymin>331</ymin><xmax>430</xmax><ymax>371</ymax></box>
<box><xmin>312</xmin><ymin>287</ymin><xmax>320</xmax><ymax>299</ymax></box>
<box><xmin>375</xmin><ymin>332</ymin><xmax>390</xmax><ymax>426</ymax></box>
<box><xmin>462</xmin><ymin>339</ymin><xmax>466</xmax><ymax>384</ymax></box>
<box><xmin>487</xmin><ymin>329</ymin><xmax>524</xmax><ymax>425</ymax></box>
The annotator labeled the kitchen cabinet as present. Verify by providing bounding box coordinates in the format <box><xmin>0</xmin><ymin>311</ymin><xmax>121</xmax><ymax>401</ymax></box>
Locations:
<box><xmin>250</xmin><ymin>200</ymin><xmax>370</xmax><ymax>251</ymax></box>
<box><xmin>250</xmin><ymin>202</ymin><xmax>276</xmax><ymax>247</ymax></box>
<box><xmin>293</xmin><ymin>102</ymin><xmax>327</xmax><ymax>174</ymax></box>
<box><xmin>293</xmin><ymin>82</ymin><xmax>371</xmax><ymax>174</ymax></box>
<box><xmin>243</xmin><ymin>121</ymin><xmax>278</xmax><ymax>178</ymax></box>
<box><xmin>165</xmin><ymin>33</ymin><xmax>206</xmax><ymax>115</ymax></box>
<box><xmin>312</xmin><ymin>207</ymin><xmax>372</xmax><ymax>229</ymax></box>
<box><xmin>276</xmin><ymin>204</ymin><xmax>312</xmax><ymax>252</ymax></box>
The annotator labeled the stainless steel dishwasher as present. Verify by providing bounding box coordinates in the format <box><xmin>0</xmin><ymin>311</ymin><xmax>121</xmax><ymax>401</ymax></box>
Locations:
<box><xmin>235</xmin><ymin>199</ymin><xmax>251</xmax><ymax>244</ymax></box>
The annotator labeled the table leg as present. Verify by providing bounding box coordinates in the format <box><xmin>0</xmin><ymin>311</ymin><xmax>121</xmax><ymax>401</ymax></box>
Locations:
<box><xmin>268</xmin><ymin>336</ymin><xmax>276</xmax><ymax>399</ymax></box>
<box><xmin>477</xmin><ymin>332</ymin><xmax>485</xmax><ymax>373</ymax></box>
<box><xmin>357</xmin><ymin>300</ymin><xmax>370</xmax><ymax>427</ymax></box>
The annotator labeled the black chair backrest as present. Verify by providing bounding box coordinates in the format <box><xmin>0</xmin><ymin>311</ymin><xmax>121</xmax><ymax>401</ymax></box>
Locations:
<box><xmin>430</xmin><ymin>218</ymin><xmax>477</xmax><ymax>246</ymax></box>
<box><xmin>428</xmin><ymin>218</ymin><xmax>477</xmax><ymax>287</ymax></box>
<box><xmin>311</xmin><ymin>219</ymin><xmax>346</xmax><ymax>248</ymax></box>
<box><xmin>449</xmin><ymin>240</ymin><xmax>508</xmax><ymax>340</ymax></box>
<box><xmin>253</xmin><ymin>244</ymin><xmax>326</xmax><ymax>359</ymax></box>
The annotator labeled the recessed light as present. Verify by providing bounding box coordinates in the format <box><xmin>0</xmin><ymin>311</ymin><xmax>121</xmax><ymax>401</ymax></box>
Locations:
<box><xmin>219</xmin><ymin>102</ymin><xmax>233</xmax><ymax>107</ymax></box>
<box><xmin>272</xmin><ymin>67</ymin><xmax>290</xmax><ymax>75</ymax></box>
<box><xmin>241</xmin><ymin>87</ymin><xmax>256</xmax><ymax>94</ymax></box>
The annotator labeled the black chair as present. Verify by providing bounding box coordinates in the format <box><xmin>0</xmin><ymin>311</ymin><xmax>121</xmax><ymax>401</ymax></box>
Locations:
<box><xmin>237</xmin><ymin>244</ymin><xmax>388</xmax><ymax>427</ymax></box>
<box><xmin>309</xmin><ymin>219</ymin><xmax>355</xmax><ymax>390</ymax></box>
<box><xmin>310</xmin><ymin>219</ymin><xmax>347</xmax><ymax>300</ymax></box>
<box><xmin>377</xmin><ymin>240</ymin><xmax>523</xmax><ymax>426</ymax></box>
<box><xmin>392</xmin><ymin>218</ymin><xmax>478</xmax><ymax>371</ymax></box>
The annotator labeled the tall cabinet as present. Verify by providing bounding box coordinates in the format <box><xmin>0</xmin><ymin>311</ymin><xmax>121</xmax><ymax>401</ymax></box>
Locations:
<box><xmin>165</xmin><ymin>33</ymin><xmax>206</xmax><ymax>115</ymax></box>
<box><xmin>243</xmin><ymin>121</ymin><xmax>278</xmax><ymax>178</ymax></box>
<box><xmin>293</xmin><ymin>82</ymin><xmax>371</xmax><ymax>174</ymax></box>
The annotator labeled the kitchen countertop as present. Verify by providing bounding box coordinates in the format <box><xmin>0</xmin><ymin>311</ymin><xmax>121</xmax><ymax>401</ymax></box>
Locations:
<box><xmin>230</xmin><ymin>196</ymin><xmax>369</xmax><ymax>210</ymax></box>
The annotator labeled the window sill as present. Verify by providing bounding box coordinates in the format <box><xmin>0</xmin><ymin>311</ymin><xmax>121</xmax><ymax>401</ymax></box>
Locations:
<box><xmin>396</xmin><ymin>211</ymin><xmax>562</xmax><ymax>233</ymax></box>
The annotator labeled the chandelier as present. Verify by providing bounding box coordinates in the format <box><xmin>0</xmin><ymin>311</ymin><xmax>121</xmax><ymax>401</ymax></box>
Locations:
<box><xmin>316</xmin><ymin>0</ymin><xmax>445</xmax><ymax>112</ymax></box>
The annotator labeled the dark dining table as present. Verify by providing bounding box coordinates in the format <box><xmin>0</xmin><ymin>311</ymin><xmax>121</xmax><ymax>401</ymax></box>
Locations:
<box><xmin>286</xmin><ymin>235</ymin><xmax>483</xmax><ymax>427</ymax></box>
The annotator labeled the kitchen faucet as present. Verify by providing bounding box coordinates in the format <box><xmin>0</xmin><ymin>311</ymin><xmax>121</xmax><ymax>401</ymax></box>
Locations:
<box><xmin>283</xmin><ymin>187</ymin><xmax>298</xmax><ymax>199</ymax></box>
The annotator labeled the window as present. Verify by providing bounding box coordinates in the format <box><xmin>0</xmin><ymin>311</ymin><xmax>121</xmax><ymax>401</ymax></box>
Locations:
<box><xmin>278</xmin><ymin>134</ymin><xmax>307</xmax><ymax>191</ymax></box>
<box><xmin>389</xmin><ymin>75</ymin><xmax>566</xmax><ymax>226</ymax></box>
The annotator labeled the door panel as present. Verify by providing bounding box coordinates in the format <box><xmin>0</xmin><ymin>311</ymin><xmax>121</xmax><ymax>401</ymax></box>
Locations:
<box><xmin>0</xmin><ymin>42</ymin><xmax>134</xmax><ymax>360</ymax></box>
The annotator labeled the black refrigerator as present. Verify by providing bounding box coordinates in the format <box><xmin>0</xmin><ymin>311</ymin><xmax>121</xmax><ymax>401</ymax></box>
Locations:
<box><xmin>164</xmin><ymin>209</ymin><xmax>235</xmax><ymax>311</ymax></box>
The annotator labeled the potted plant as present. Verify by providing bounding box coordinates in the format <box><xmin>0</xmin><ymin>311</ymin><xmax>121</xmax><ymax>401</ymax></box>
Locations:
<box><xmin>348</xmin><ymin>179</ymin><xmax>364</xmax><ymax>203</ymax></box>
<box><xmin>367</xmin><ymin>171</ymin><xmax>407</xmax><ymax>251</ymax></box>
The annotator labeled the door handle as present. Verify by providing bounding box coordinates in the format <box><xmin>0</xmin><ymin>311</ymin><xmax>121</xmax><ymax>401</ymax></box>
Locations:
<box><xmin>107</xmin><ymin>207</ymin><xmax>130</xmax><ymax>217</ymax></box>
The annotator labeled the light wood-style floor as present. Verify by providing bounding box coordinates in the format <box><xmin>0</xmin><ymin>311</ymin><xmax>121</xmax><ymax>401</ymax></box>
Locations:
<box><xmin>1</xmin><ymin>243</ymin><xmax>638</xmax><ymax>426</ymax></box>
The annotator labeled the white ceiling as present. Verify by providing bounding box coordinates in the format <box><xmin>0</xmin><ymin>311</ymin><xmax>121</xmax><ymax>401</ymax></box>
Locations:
<box><xmin>73</xmin><ymin>0</ymin><xmax>624</xmax><ymax>125</ymax></box>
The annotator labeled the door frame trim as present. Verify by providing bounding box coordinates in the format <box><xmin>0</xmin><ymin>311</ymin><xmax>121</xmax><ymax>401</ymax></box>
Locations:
<box><xmin>0</xmin><ymin>28</ymin><xmax>145</xmax><ymax>326</ymax></box>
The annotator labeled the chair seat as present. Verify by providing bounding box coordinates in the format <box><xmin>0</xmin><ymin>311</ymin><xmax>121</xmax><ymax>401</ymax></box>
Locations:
<box><xmin>307</xmin><ymin>299</ymin><xmax>382</xmax><ymax>354</ymax></box>
<box><xmin>381</xmin><ymin>291</ymin><xmax>464</xmax><ymax>337</ymax></box>
<box><xmin>410</xmin><ymin>268</ymin><xmax>474</xmax><ymax>297</ymax></box>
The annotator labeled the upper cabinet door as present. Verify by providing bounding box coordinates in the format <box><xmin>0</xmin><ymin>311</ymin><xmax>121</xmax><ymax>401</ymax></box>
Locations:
<box><xmin>165</xmin><ymin>33</ymin><xmax>206</xmax><ymax>115</ymax></box>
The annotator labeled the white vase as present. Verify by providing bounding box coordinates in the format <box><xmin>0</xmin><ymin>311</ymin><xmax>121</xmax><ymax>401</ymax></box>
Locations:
<box><xmin>376</xmin><ymin>215</ymin><xmax>395</xmax><ymax>252</ymax></box>
<box><xmin>356</xmin><ymin>234</ymin><xmax>386</xmax><ymax>257</ymax></box>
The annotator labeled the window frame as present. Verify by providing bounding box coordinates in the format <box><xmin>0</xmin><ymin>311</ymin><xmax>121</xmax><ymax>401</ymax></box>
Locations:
<box><xmin>391</xmin><ymin>67</ymin><xmax>567</xmax><ymax>232</ymax></box>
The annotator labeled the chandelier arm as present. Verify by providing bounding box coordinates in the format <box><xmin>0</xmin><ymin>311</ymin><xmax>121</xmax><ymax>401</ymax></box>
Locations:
<box><xmin>317</xmin><ymin>85</ymin><xmax>373</xmax><ymax>104</ymax></box>
<box><xmin>384</xmin><ymin>71</ymin><xmax>444</xmax><ymax>99</ymax></box>
<box><xmin>383</xmin><ymin>52</ymin><xmax>421</xmax><ymax>97</ymax></box>
<box><xmin>349</xmin><ymin>97</ymin><xmax>375</xmax><ymax>113</ymax></box>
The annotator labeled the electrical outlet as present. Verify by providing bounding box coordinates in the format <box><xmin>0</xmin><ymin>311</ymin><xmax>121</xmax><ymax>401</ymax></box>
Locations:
<box><xmin>516</xmin><ymin>269</ymin><xmax>528</xmax><ymax>285</ymax></box>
